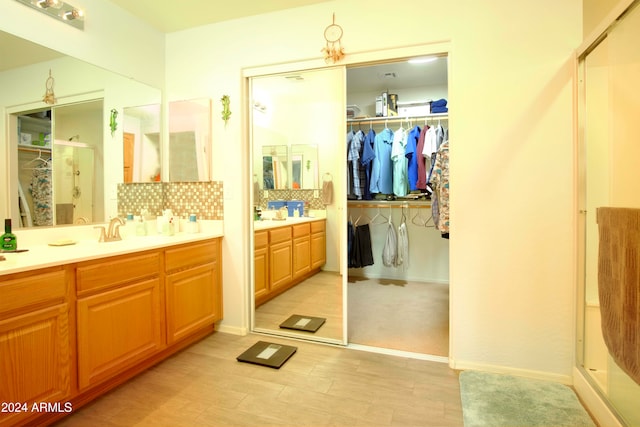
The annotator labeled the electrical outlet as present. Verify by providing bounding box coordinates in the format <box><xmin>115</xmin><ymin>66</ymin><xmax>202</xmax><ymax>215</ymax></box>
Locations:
<box><xmin>264</xmin><ymin>190</ymin><xmax>269</xmax><ymax>198</ymax></box>
<box><xmin>313</xmin><ymin>189</ymin><xmax>319</xmax><ymax>198</ymax></box>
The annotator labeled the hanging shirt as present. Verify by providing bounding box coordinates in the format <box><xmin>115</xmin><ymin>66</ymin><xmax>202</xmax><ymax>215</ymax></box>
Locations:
<box><xmin>370</xmin><ymin>127</ymin><xmax>394</xmax><ymax>195</ymax></box>
<box><xmin>346</xmin><ymin>130</ymin><xmax>354</xmax><ymax>197</ymax></box>
<box><xmin>404</xmin><ymin>125</ymin><xmax>422</xmax><ymax>191</ymax></box>
<box><xmin>391</xmin><ymin>127</ymin><xmax>409</xmax><ymax>197</ymax></box>
<box><xmin>429</xmin><ymin>141</ymin><xmax>450</xmax><ymax>234</ymax></box>
<box><xmin>361</xmin><ymin>128</ymin><xmax>376</xmax><ymax>200</ymax></box>
<box><xmin>415</xmin><ymin>125</ymin><xmax>429</xmax><ymax>190</ymax></box>
<box><xmin>348</xmin><ymin>130</ymin><xmax>366</xmax><ymax>199</ymax></box>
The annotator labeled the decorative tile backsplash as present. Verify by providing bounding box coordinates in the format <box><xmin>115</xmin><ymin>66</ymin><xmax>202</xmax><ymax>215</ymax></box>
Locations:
<box><xmin>255</xmin><ymin>189</ymin><xmax>326</xmax><ymax>210</ymax></box>
<box><xmin>118</xmin><ymin>181</ymin><xmax>224</xmax><ymax>220</ymax></box>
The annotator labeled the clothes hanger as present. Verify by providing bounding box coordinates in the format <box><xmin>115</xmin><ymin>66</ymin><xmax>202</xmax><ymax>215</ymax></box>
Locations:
<box><xmin>354</xmin><ymin>207</ymin><xmax>372</xmax><ymax>226</ymax></box>
<box><xmin>371</xmin><ymin>205</ymin><xmax>388</xmax><ymax>225</ymax></box>
<box><xmin>22</xmin><ymin>150</ymin><xmax>51</xmax><ymax>170</ymax></box>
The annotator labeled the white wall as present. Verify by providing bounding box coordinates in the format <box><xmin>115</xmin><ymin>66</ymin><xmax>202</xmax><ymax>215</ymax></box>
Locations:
<box><xmin>167</xmin><ymin>0</ymin><xmax>582</xmax><ymax>379</ymax></box>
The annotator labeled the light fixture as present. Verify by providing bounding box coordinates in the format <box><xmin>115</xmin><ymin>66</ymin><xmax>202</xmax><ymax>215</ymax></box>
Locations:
<box><xmin>408</xmin><ymin>56</ymin><xmax>438</xmax><ymax>64</ymax></box>
<box><xmin>31</xmin><ymin>0</ymin><xmax>62</xmax><ymax>9</ymax></box>
<box><xmin>60</xmin><ymin>7</ymin><xmax>83</xmax><ymax>21</ymax></box>
<box><xmin>15</xmin><ymin>0</ymin><xmax>85</xmax><ymax>30</ymax></box>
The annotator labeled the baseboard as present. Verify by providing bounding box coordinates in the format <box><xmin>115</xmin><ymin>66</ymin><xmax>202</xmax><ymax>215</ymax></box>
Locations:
<box><xmin>449</xmin><ymin>359</ymin><xmax>572</xmax><ymax>385</ymax></box>
<box><xmin>216</xmin><ymin>323</ymin><xmax>248</xmax><ymax>336</ymax></box>
<box><xmin>573</xmin><ymin>367</ymin><xmax>623</xmax><ymax>427</ymax></box>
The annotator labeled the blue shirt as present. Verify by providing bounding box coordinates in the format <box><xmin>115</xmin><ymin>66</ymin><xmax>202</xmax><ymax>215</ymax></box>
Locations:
<box><xmin>391</xmin><ymin>127</ymin><xmax>409</xmax><ymax>197</ymax></box>
<box><xmin>405</xmin><ymin>125</ymin><xmax>421</xmax><ymax>191</ymax></box>
<box><xmin>370</xmin><ymin>127</ymin><xmax>394</xmax><ymax>194</ymax></box>
<box><xmin>361</xmin><ymin>129</ymin><xmax>376</xmax><ymax>200</ymax></box>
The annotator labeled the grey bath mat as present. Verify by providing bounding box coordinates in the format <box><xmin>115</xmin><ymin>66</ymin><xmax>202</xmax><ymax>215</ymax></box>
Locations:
<box><xmin>236</xmin><ymin>341</ymin><xmax>297</xmax><ymax>369</ymax></box>
<box><xmin>279</xmin><ymin>314</ymin><xmax>326</xmax><ymax>332</ymax></box>
<box><xmin>459</xmin><ymin>370</ymin><xmax>595</xmax><ymax>427</ymax></box>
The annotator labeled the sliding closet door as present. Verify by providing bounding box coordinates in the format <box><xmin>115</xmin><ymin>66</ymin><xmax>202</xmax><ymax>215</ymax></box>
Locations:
<box><xmin>579</xmin><ymin>2</ymin><xmax>640</xmax><ymax>425</ymax></box>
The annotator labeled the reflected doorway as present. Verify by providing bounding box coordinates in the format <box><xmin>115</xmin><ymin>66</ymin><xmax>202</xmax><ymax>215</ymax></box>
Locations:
<box><xmin>249</xmin><ymin>66</ymin><xmax>346</xmax><ymax>345</ymax></box>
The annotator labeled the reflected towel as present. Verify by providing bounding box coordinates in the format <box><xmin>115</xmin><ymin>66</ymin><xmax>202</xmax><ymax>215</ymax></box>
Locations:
<box><xmin>597</xmin><ymin>207</ymin><xmax>640</xmax><ymax>386</ymax></box>
<box><xmin>322</xmin><ymin>179</ymin><xmax>333</xmax><ymax>205</ymax></box>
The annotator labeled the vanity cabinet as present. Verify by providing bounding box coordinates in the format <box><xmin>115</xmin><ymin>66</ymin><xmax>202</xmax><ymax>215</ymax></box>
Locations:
<box><xmin>255</xmin><ymin>219</ymin><xmax>325</xmax><ymax>307</ymax></box>
<box><xmin>165</xmin><ymin>239</ymin><xmax>222</xmax><ymax>344</ymax></box>
<box><xmin>254</xmin><ymin>231</ymin><xmax>269</xmax><ymax>301</ymax></box>
<box><xmin>0</xmin><ymin>237</ymin><xmax>223</xmax><ymax>426</ymax></box>
<box><xmin>310</xmin><ymin>220</ymin><xmax>326</xmax><ymax>269</ymax></box>
<box><xmin>0</xmin><ymin>267</ymin><xmax>71</xmax><ymax>427</ymax></box>
<box><xmin>292</xmin><ymin>223</ymin><xmax>311</xmax><ymax>279</ymax></box>
<box><xmin>269</xmin><ymin>227</ymin><xmax>293</xmax><ymax>291</ymax></box>
<box><xmin>76</xmin><ymin>252</ymin><xmax>163</xmax><ymax>390</ymax></box>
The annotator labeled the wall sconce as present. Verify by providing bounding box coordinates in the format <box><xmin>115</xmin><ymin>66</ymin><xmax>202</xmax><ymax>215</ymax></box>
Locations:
<box><xmin>15</xmin><ymin>0</ymin><xmax>85</xmax><ymax>30</ymax></box>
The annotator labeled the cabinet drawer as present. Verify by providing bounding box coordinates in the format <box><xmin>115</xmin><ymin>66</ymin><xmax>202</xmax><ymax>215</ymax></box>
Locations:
<box><xmin>270</xmin><ymin>227</ymin><xmax>292</xmax><ymax>244</ymax></box>
<box><xmin>77</xmin><ymin>252</ymin><xmax>160</xmax><ymax>295</ymax></box>
<box><xmin>255</xmin><ymin>231</ymin><xmax>268</xmax><ymax>249</ymax></box>
<box><xmin>311</xmin><ymin>220</ymin><xmax>325</xmax><ymax>234</ymax></box>
<box><xmin>292</xmin><ymin>223</ymin><xmax>310</xmax><ymax>238</ymax></box>
<box><xmin>165</xmin><ymin>239</ymin><xmax>218</xmax><ymax>272</ymax></box>
<box><xmin>0</xmin><ymin>268</ymin><xmax>67</xmax><ymax>315</ymax></box>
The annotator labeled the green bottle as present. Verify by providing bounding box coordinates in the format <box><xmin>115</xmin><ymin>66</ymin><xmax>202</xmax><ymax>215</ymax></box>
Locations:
<box><xmin>2</xmin><ymin>219</ymin><xmax>17</xmax><ymax>251</ymax></box>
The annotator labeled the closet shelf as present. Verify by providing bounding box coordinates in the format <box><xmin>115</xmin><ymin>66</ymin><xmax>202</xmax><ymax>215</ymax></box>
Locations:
<box><xmin>347</xmin><ymin>113</ymin><xmax>448</xmax><ymax>126</ymax></box>
<box><xmin>348</xmin><ymin>200</ymin><xmax>431</xmax><ymax>209</ymax></box>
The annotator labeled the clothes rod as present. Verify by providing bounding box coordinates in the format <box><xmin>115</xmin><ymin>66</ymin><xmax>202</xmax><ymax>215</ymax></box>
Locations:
<box><xmin>347</xmin><ymin>113</ymin><xmax>448</xmax><ymax>126</ymax></box>
<box><xmin>348</xmin><ymin>203</ymin><xmax>431</xmax><ymax>209</ymax></box>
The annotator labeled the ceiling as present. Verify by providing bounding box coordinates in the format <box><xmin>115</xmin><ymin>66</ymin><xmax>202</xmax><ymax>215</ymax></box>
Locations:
<box><xmin>107</xmin><ymin>0</ymin><xmax>333</xmax><ymax>33</ymax></box>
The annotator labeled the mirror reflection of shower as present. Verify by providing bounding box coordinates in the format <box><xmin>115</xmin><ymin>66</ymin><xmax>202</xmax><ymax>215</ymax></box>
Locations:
<box><xmin>53</xmin><ymin>138</ymin><xmax>95</xmax><ymax>225</ymax></box>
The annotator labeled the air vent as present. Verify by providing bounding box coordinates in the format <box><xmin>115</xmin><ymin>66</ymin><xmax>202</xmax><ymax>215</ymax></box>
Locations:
<box><xmin>377</xmin><ymin>72</ymin><xmax>397</xmax><ymax>80</ymax></box>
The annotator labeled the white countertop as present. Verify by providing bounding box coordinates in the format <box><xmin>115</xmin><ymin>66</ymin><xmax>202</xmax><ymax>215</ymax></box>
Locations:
<box><xmin>0</xmin><ymin>221</ymin><xmax>224</xmax><ymax>276</ymax></box>
<box><xmin>253</xmin><ymin>216</ymin><xmax>325</xmax><ymax>231</ymax></box>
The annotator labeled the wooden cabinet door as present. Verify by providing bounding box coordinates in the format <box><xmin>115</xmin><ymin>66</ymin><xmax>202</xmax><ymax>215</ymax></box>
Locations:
<box><xmin>254</xmin><ymin>246</ymin><xmax>269</xmax><ymax>300</ymax></box>
<box><xmin>269</xmin><ymin>240</ymin><xmax>292</xmax><ymax>291</ymax></box>
<box><xmin>311</xmin><ymin>230</ymin><xmax>326</xmax><ymax>269</ymax></box>
<box><xmin>293</xmin><ymin>235</ymin><xmax>311</xmax><ymax>279</ymax></box>
<box><xmin>166</xmin><ymin>262</ymin><xmax>219</xmax><ymax>344</ymax></box>
<box><xmin>77</xmin><ymin>278</ymin><xmax>163</xmax><ymax>390</ymax></box>
<box><xmin>0</xmin><ymin>304</ymin><xmax>71</xmax><ymax>427</ymax></box>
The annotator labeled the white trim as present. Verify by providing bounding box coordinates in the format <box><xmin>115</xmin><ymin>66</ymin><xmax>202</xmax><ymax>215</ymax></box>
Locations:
<box><xmin>573</xmin><ymin>367</ymin><xmax>623</xmax><ymax>427</ymax></box>
<box><xmin>217</xmin><ymin>323</ymin><xmax>249</xmax><ymax>336</ymax></box>
<box><xmin>450</xmin><ymin>360</ymin><xmax>572</xmax><ymax>385</ymax></box>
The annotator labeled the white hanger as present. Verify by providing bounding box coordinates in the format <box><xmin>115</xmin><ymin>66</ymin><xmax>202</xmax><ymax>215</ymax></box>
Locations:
<box><xmin>22</xmin><ymin>150</ymin><xmax>51</xmax><ymax>170</ymax></box>
<box><xmin>371</xmin><ymin>205</ymin><xmax>388</xmax><ymax>225</ymax></box>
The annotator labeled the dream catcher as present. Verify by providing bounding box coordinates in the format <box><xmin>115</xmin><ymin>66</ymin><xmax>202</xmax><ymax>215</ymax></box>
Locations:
<box><xmin>321</xmin><ymin>14</ymin><xmax>344</xmax><ymax>64</ymax></box>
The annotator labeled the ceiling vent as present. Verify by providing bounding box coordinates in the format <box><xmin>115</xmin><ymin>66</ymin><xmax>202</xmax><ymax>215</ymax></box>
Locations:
<box><xmin>377</xmin><ymin>72</ymin><xmax>397</xmax><ymax>80</ymax></box>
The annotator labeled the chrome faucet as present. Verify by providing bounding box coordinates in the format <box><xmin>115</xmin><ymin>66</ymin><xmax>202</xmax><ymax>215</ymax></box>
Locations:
<box><xmin>94</xmin><ymin>217</ymin><xmax>125</xmax><ymax>242</ymax></box>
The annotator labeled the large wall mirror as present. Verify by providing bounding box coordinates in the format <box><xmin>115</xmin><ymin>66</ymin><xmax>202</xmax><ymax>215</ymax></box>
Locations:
<box><xmin>249</xmin><ymin>67</ymin><xmax>345</xmax><ymax>345</ymax></box>
<box><xmin>123</xmin><ymin>104</ymin><xmax>161</xmax><ymax>183</ymax></box>
<box><xmin>0</xmin><ymin>31</ymin><xmax>161</xmax><ymax>227</ymax></box>
<box><xmin>168</xmin><ymin>98</ymin><xmax>212</xmax><ymax>182</ymax></box>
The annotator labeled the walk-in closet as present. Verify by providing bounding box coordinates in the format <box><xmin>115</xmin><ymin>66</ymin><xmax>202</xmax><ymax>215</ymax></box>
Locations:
<box><xmin>346</xmin><ymin>56</ymin><xmax>450</xmax><ymax>358</ymax></box>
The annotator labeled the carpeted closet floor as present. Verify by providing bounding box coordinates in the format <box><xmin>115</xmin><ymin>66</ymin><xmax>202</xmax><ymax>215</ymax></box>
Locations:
<box><xmin>348</xmin><ymin>276</ymin><xmax>449</xmax><ymax>356</ymax></box>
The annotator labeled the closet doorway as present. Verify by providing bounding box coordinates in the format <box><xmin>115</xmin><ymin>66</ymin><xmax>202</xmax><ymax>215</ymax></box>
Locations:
<box><xmin>346</xmin><ymin>56</ymin><xmax>450</xmax><ymax>359</ymax></box>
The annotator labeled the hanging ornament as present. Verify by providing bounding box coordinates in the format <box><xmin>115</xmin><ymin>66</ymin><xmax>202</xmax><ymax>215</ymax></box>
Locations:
<box><xmin>42</xmin><ymin>69</ymin><xmax>56</xmax><ymax>105</ymax></box>
<box><xmin>321</xmin><ymin>13</ymin><xmax>345</xmax><ymax>64</ymax></box>
<box><xmin>109</xmin><ymin>108</ymin><xmax>118</xmax><ymax>136</ymax></box>
<box><xmin>221</xmin><ymin>95</ymin><xmax>231</xmax><ymax>126</ymax></box>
